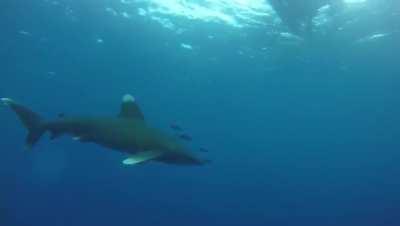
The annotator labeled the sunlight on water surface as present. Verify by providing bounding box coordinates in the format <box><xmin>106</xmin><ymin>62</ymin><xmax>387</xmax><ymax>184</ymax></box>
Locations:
<box><xmin>127</xmin><ymin>0</ymin><xmax>278</xmax><ymax>28</ymax></box>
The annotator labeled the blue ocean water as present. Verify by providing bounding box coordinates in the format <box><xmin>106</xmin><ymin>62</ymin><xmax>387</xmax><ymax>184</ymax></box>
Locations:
<box><xmin>1</xmin><ymin>0</ymin><xmax>400</xmax><ymax>225</ymax></box>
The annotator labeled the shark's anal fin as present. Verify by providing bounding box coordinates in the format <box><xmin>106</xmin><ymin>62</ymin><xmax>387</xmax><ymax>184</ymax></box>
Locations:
<box><xmin>122</xmin><ymin>151</ymin><xmax>162</xmax><ymax>165</ymax></box>
<box><xmin>118</xmin><ymin>94</ymin><xmax>145</xmax><ymax>121</ymax></box>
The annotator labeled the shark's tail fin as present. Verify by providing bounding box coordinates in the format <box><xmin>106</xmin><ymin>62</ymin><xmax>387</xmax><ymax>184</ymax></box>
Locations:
<box><xmin>2</xmin><ymin>98</ymin><xmax>46</xmax><ymax>149</ymax></box>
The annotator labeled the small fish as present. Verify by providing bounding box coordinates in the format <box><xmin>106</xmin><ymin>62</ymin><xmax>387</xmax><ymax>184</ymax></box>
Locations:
<box><xmin>170</xmin><ymin>123</ymin><xmax>183</xmax><ymax>131</ymax></box>
<box><xmin>18</xmin><ymin>30</ymin><xmax>31</xmax><ymax>36</ymax></box>
<box><xmin>199</xmin><ymin>148</ymin><xmax>209</xmax><ymax>153</ymax></box>
<box><xmin>58</xmin><ymin>113</ymin><xmax>65</xmax><ymax>118</ymax></box>
<box><xmin>178</xmin><ymin>134</ymin><xmax>192</xmax><ymax>142</ymax></box>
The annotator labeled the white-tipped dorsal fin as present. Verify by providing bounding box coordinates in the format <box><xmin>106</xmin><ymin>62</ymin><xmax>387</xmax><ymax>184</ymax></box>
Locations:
<box><xmin>123</xmin><ymin>94</ymin><xmax>135</xmax><ymax>103</ymax></box>
<box><xmin>122</xmin><ymin>151</ymin><xmax>163</xmax><ymax>165</ymax></box>
<box><xmin>1</xmin><ymin>98</ymin><xmax>14</xmax><ymax>106</ymax></box>
<box><xmin>118</xmin><ymin>93</ymin><xmax>145</xmax><ymax>120</ymax></box>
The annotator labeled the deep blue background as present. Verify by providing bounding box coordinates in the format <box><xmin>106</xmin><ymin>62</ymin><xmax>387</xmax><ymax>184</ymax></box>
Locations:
<box><xmin>1</xmin><ymin>1</ymin><xmax>400</xmax><ymax>226</ymax></box>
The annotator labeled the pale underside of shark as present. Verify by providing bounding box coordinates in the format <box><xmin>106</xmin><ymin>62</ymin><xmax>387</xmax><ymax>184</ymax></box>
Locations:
<box><xmin>1</xmin><ymin>94</ymin><xmax>207</xmax><ymax>166</ymax></box>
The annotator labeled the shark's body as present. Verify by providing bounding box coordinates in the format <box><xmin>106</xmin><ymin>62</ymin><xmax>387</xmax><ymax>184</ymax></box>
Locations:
<box><xmin>1</xmin><ymin>95</ymin><xmax>207</xmax><ymax>166</ymax></box>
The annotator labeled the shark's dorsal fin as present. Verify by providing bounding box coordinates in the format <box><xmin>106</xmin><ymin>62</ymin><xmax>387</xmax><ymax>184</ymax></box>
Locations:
<box><xmin>122</xmin><ymin>151</ymin><xmax>163</xmax><ymax>165</ymax></box>
<box><xmin>118</xmin><ymin>94</ymin><xmax>145</xmax><ymax>120</ymax></box>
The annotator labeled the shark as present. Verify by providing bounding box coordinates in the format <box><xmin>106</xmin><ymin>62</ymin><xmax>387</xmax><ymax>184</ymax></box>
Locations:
<box><xmin>1</xmin><ymin>94</ymin><xmax>208</xmax><ymax>166</ymax></box>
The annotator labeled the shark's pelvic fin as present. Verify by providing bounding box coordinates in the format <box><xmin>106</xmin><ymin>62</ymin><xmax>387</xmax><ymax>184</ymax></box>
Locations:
<box><xmin>72</xmin><ymin>136</ymin><xmax>91</xmax><ymax>143</ymax></box>
<box><xmin>122</xmin><ymin>150</ymin><xmax>163</xmax><ymax>165</ymax></box>
<box><xmin>118</xmin><ymin>94</ymin><xmax>145</xmax><ymax>120</ymax></box>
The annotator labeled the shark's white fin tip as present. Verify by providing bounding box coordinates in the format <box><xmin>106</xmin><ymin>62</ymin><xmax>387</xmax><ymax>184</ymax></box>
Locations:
<box><xmin>122</xmin><ymin>94</ymin><xmax>135</xmax><ymax>103</ymax></box>
<box><xmin>122</xmin><ymin>151</ymin><xmax>162</xmax><ymax>166</ymax></box>
<box><xmin>1</xmin><ymin>98</ymin><xmax>14</xmax><ymax>106</ymax></box>
<box><xmin>72</xmin><ymin>136</ymin><xmax>81</xmax><ymax>141</ymax></box>
<box><xmin>122</xmin><ymin>158</ymin><xmax>140</xmax><ymax>165</ymax></box>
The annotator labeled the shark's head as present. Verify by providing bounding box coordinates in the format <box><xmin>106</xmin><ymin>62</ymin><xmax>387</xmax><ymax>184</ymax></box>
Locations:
<box><xmin>160</xmin><ymin>139</ymin><xmax>209</xmax><ymax>166</ymax></box>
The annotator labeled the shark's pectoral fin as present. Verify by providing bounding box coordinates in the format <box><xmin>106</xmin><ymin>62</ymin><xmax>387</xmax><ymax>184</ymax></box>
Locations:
<box><xmin>122</xmin><ymin>151</ymin><xmax>163</xmax><ymax>165</ymax></box>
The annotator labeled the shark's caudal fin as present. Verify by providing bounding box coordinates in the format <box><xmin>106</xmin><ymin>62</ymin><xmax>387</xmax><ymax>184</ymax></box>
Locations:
<box><xmin>1</xmin><ymin>98</ymin><xmax>46</xmax><ymax>149</ymax></box>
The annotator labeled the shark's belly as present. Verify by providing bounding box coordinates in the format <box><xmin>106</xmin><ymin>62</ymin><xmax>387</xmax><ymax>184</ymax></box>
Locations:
<box><xmin>93</xmin><ymin>125</ymin><xmax>164</xmax><ymax>153</ymax></box>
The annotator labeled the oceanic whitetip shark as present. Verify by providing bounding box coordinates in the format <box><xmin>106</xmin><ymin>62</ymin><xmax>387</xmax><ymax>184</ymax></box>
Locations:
<box><xmin>1</xmin><ymin>94</ymin><xmax>208</xmax><ymax>166</ymax></box>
